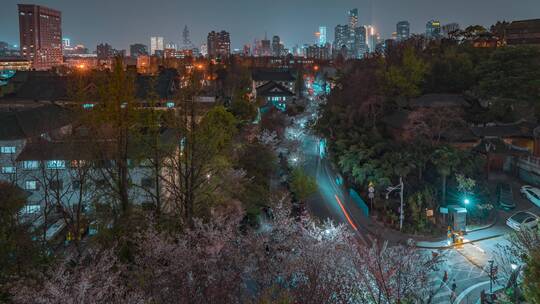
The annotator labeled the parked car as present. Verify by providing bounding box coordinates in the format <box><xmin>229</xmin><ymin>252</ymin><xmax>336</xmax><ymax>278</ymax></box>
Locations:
<box><xmin>520</xmin><ymin>185</ymin><xmax>540</xmax><ymax>208</ymax></box>
<box><xmin>497</xmin><ymin>183</ymin><xmax>515</xmax><ymax>210</ymax></box>
<box><xmin>506</xmin><ymin>211</ymin><xmax>539</xmax><ymax>231</ymax></box>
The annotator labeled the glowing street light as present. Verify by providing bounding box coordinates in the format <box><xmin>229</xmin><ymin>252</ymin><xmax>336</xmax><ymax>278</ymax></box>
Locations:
<box><xmin>464</xmin><ymin>198</ymin><xmax>470</xmax><ymax>205</ymax></box>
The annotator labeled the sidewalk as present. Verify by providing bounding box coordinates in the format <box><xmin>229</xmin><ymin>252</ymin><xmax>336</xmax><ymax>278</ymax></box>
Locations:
<box><xmin>416</xmin><ymin>225</ymin><xmax>508</xmax><ymax>249</ymax></box>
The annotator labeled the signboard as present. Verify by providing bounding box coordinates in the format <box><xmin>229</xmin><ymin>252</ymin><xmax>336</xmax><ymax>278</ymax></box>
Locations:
<box><xmin>439</xmin><ymin>207</ymin><xmax>449</xmax><ymax>214</ymax></box>
<box><xmin>426</xmin><ymin>209</ymin><xmax>434</xmax><ymax>217</ymax></box>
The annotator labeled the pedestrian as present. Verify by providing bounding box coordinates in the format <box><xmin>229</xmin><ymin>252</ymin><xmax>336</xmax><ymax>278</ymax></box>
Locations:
<box><xmin>443</xmin><ymin>271</ymin><xmax>448</xmax><ymax>283</ymax></box>
<box><xmin>450</xmin><ymin>279</ymin><xmax>457</xmax><ymax>303</ymax></box>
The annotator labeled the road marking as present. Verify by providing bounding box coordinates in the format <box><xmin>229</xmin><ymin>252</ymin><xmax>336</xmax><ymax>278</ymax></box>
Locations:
<box><xmin>454</xmin><ymin>280</ymin><xmax>490</xmax><ymax>304</ymax></box>
<box><xmin>334</xmin><ymin>194</ymin><xmax>358</xmax><ymax>231</ymax></box>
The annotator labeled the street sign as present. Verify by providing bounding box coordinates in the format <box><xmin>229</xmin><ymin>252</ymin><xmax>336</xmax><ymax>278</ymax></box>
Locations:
<box><xmin>368</xmin><ymin>192</ymin><xmax>374</xmax><ymax>199</ymax></box>
<box><xmin>368</xmin><ymin>186</ymin><xmax>375</xmax><ymax>193</ymax></box>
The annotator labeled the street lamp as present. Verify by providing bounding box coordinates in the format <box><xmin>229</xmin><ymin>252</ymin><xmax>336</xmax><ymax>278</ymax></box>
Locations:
<box><xmin>464</xmin><ymin>198</ymin><xmax>470</xmax><ymax>205</ymax></box>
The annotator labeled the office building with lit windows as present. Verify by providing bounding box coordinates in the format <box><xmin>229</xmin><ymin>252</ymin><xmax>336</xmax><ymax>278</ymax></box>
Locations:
<box><xmin>426</xmin><ymin>20</ymin><xmax>442</xmax><ymax>39</ymax></box>
<box><xmin>18</xmin><ymin>4</ymin><xmax>63</xmax><ymax>70</ymax></box>
<box><xmin>207</xmin><ymin>31</ymin><xmax>231</xmax><ymax>59</ymax></box>
<box><xmin>150</xmin><ymin>36</ymin><xmax>164</xmax><ymax>55</ymax></box>
<box><xmin>396</xmin><ymin>21</ymin><xmax>410</xmax><ymax>41</ymax></box>
<box><xmin>318</xmin><ymin>26</ymin><xmax>327</xmax><ymax>45</ymax></box>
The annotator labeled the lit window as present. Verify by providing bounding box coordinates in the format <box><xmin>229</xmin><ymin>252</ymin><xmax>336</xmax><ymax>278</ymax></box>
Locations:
<box><xmin>46</xmin><ymin>160</ymin><xmax>65</xmax><ymax>169</ymax></box>
<box><xmin>23</xmin><ymin>161</ymin><xmax>39</xmax><ymax>169</ymax></box>
<box><xmin>1</xmin><ymin>146</ymin><xmax>16</xmax><ymax>154</ymax></box>
<box><xmin>1</xmin><ymin>166</ymin><xmax>16</xmax><ymax>174</ymax></box>
<box><xmin>24</xmin><ymin>204</ymin><xmax>40</xmax><ymax>214</ymax></box>
<box><xmin>25</xmin><ymin>180</ymin><xmax>38</xmax><ymax>190</ymax></box>
<box><xmin>166</xmin><ymin>101</ymin><xmax>175</xmax><ymax>108</ymax></box>
<box><xmin>83</xmin><ymin>103</ymin><xmax>94</xmax><ymax>109</ymax></box>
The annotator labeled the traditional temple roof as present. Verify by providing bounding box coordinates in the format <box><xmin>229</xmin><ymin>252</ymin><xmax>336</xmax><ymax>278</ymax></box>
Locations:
<box><xmin>470</xmin><ymin>121</ymin><xmax>538</xmax><ymax>138</ymax></box>
<box><xmin>256</xmin><ymin>81</ymin><xmax>294</xmax><ymax>97</ymax></box>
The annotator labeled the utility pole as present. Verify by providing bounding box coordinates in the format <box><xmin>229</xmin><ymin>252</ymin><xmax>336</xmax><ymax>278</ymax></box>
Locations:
<box><xmin>399</xmin><ymin>176</ymin><xmax>404</xmax><ymax>231</ymax></box>
<box><xmin>385</xmin><ymin>176</ymin><xmax>405</xmax><ymax>231</ymax></box>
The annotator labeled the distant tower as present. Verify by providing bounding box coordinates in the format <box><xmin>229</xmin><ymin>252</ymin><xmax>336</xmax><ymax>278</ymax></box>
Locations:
<box><xmin>318</xmin><ymin>26</ymin><xmax>327</xmax><ymax>45</ymax></box>
<box><xmin>182</xmin><ymin>25</ymin><xmax>192</xmax><ymax>49</ymax></box>
<box><xmin>396</xmin><ymin>21</ymin><xmax>410</xmax><ymax>41</ymax></box>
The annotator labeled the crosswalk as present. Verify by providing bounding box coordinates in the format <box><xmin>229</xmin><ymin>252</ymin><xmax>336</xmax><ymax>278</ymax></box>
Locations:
<box><xmin>427</xmin><ymin>274</ymin><xmax>456</xmax><ymax>304</ymax></box>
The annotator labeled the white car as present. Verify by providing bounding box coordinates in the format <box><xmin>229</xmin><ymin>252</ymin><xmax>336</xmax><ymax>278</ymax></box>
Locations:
<box><xmin>520</xmin><ymin>185</ymin><xmax>540</xmax><ymax>207</ymax></box>
<box><xmin>506</xmin><ymin>211</ymin><xmax>539</xmax><ymax>231</ymax></box>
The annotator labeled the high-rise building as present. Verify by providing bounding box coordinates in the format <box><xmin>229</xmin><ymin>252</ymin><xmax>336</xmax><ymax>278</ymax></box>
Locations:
<box><xmin>396</xmin><ymin>21</ymin><xmax>410</xmax><ymax>41</ymax></box>
<box><xmin>306</xmin><ymin>43</ymin><xmax>331</xmax><ymax>60</ymax></box>
<box><xmin>348</xmin><ymin>8</ymin><xmax>358</xmax><ymax>29</ymax></box>
<box><xmin>18</xmin><ymin>4</ymin><xmax>63</xmax><ymax>70</ymax></box>
<box><xmin>260</xmin><ymin>36</ymin><xmax>271</xmax><ymax>57</ymax></box>
<box><xmin>355</xmin><ymin>26</ymin><xmax>368</xmax><ymax>57</ymax></box>
<box><xmin>130</xmin><ymin>43</ymin><xmax>148</xmax><ymax>57</ymax></box>
<box><xmin>207</xmin><ymin>30</ymin><xmax>230</xmax><ymax>58</ymax></box>
<box><xmin>96</xmin><ymin>43</ymin><xmax>113</xmax><ymax>60</ymax></box>
<box><xmin>318</xmin><ymin>26</ymin><xmax>327</xmax><ymax>45</ymax></box>
<box><xmin>272</xmin><ymin>35</ymin><xmax>281</xmax><ymax>57</ymax></box>
<box><xmin>182</xmin><ymin>25</ymin><xmax>193</xmax><ymax>49</ymax></box>
<box><xmin>366</xmin><ymin>25</ymin><xmax>377</xmax><ymax>53</ymax></box>
<box><xmin>334</xmin><ymin>24</ymin><xmax>349</xmax><ymax>51</ymax></box>
<box><xmin>150</xmin><ymin>36</ymin><xmax>164</xmax><ymax>55</ymax></box>
<box><xmin>442</xmin><ymin>23</ymin><xmax>460</xmax><ymax>37</ymax></box>
<box><xmin>426</xmin><ymin>20</ymin><xmax>442</xmax><ymax>39</ymax></box>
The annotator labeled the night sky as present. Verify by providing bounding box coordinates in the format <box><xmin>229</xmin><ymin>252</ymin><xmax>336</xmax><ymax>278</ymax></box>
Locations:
<box><xmin>1</xmin><ymin>0</ymin><xmax>539</xmax><ymax>51</ymax></box>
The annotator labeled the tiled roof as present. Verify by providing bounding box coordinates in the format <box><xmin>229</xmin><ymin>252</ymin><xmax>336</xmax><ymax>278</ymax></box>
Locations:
<box><xmin>470</xmin><ymin>121</ymin><xmax>537</xmax><ymax>138</ymax></box>
<box><xmin>0</xmin><ymin>104</ymin><xmax>72</xmax><ymax>140</ymax></box>
<box><xmin>256</xmin><ymin>81</ymin><xmax>294</xmax><ymax>97</ymax></box>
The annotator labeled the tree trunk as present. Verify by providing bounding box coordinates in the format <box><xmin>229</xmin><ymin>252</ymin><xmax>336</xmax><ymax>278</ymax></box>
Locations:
<box><xmin>441</xmin><ymin>175</ymin><xmax>447</xmax><ymax>206</ymax></box>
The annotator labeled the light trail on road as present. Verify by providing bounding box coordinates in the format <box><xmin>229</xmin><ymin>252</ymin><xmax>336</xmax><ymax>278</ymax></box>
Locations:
<box><xmin>334</xmin><ymin>194</ymin><xmax>358</xmax><ymax>231</ymax></box>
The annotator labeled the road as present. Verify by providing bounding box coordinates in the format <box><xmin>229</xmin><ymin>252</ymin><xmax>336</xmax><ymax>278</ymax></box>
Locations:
<box><xmin>289</xmin><ymin>91</ymin><xmax>538</xmax><ymax>303</ymax></box>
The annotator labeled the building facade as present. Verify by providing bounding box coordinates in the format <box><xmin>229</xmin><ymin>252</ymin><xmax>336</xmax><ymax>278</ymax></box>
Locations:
<box><xmin>207</xmin><ymin>31</ymin><xmax>231</xmax><ymax>59</ymax></box>
<box><xmin>426</xmin><ymin>20</ymin><xmax>442</xmax><ymax>39</ymax></box>
<box><xmin>96</xmin><ymin>43</ymin><xmax>113</xmax><ymax>60</ymax></box>
<box><xmin>130</xmin><ymin>43</ymin><xmax>148</xmax><ymax>57</ymax></box>
<box><xmin>150</xmin><ymin>36</ymin><xmax>164</xmax><ymax>55</ymax></box>
<box><xmin>396</xmin><ymin>21</ymin><xmax>410</xmax><ymax>41</ymax></box>
<box><xmin>506</xmin><ymin>19</ymin><xmax>540</xmax><ymax>46</ymax></box>
<box><xmin>18</xmin><ymin>4</ymin><xmax>63</xmax><ymax>70</ymax></box>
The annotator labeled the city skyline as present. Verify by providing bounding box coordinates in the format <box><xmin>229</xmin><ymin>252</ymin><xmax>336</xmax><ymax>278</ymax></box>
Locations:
<box><xmin>1</xmin><ymin>0</ymin><xmax>540</xmax><ymax>50</ymax></box>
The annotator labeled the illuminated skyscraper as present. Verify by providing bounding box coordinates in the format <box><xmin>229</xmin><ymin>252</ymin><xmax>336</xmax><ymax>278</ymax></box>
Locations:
<box><xmin>18</xmin><ymin>4</ymin><xmax>63</xmax><ymax>70</ymax></box>
<box><xmin>318</xmin><ymin>26</ymin><xmax>327</xmax><ymax>45</ymax></box>
<box><xmin>150</xmin><ymin>36</ymin><xmax>164</xmax><ymax>55</ymax></box>
<box><xmin>207</xmin><ymin>30</ymin><xmax>230</xmax><ymax>58</ymax></box>
<box><xmin>334</xmin><ymin>24</ymin><xmax>349</xmax><ymax>51</ymax></box>
<box><xmin>426</xmin><ymin>20</ymin><xmax>442</xmax><ymax>39</ymax></box>
<box><xmin>365</xmin><ymin>25</ymin><xmax>378</xmax><ymax>53</ymax></box>
<box><xmin>396</xmin><ymin>21</ymin><xmax>410</xmax><ymax>41</ymax></box>
<box><xmin>348</xmin><ymin>8</ymin><xmax>358</xmax><ymax>29</ymax></box>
